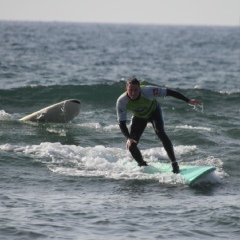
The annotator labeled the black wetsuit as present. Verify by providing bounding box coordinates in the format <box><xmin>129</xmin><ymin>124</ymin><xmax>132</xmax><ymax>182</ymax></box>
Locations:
<box><xmin>116</xmin><ymin>86</ymin><xmax>189</xmax><ymax>168</ymax></box>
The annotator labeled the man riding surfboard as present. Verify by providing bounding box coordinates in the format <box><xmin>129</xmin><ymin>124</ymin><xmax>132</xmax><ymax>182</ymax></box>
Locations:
<box><xmin>116</xmin><ymin>78</ymin><xmax>202</xmax><ymax>173</ymax></box>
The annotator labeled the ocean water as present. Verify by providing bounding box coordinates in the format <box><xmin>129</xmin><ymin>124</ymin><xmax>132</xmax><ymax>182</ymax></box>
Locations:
<box><xmin>0</xmin><ymin>21</ymin><xmax>239</xmax><ymax>240</ymax></box>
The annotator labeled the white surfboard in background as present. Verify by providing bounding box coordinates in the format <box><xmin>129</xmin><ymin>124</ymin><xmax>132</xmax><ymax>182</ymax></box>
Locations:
<box><xmin>19</xmin><ymin>99</ymin><xmax>81</xmax><ymax>123</ymax></box>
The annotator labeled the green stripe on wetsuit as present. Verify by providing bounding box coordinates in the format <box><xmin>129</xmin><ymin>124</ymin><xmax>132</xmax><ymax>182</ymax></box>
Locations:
<box><xmin>126</xmin><ymin>97</ymin><xmax>158</xmax><ymax>119</ymax></box>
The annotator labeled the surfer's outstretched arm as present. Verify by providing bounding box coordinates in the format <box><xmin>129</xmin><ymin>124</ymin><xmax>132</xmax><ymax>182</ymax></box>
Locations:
<box><xmin>166</xmin><ymin>89</ymin><xmax>202</xmax><ymax>106</ymax></box>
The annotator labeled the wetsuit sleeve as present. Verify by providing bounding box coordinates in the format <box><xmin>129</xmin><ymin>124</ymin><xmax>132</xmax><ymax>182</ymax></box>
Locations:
<box><xmin>119</xmin><ymin>121</ymin><xmax>131</xmax><ymax>139</ymax></box>
<box><xmin>166</xmin><ymin>89</ymin><xmax>190</xmax><ymax>103</ymax></box>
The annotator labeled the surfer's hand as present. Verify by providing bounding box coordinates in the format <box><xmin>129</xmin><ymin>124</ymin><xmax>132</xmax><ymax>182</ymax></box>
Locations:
<box><xmin>188</xmin><ymin>99</ymin><xmax>202</xmax><ymax>106</ymax></box>
<box><xmin>172</xmin><ymin>162</ymin><xmax>180</xmax><ymax>174</ymax></box>
<box><xmin>126</xmin><ymin>138</ymin><xmax>137</xmax><ymax>150</ymax></box>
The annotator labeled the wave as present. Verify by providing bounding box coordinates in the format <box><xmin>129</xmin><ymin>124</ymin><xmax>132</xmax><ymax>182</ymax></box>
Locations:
<box><xmin>0</xmin><ymin>82</ymin><xmax>124</xmax><ymax>107</ymax></box>
<box><xmin>1</xmin><ymin>82</ymin><xmax>239</xmax><ymax>122</ymax></box>
<box><xmin>0</xmin><ymin>142</ymin><xmax>223</xmax><ymax>185</ymax></box>
<box><xmin>1</xmin><ymin>81</ymin><xmax>239</xmax><ymax>103</ymax></box>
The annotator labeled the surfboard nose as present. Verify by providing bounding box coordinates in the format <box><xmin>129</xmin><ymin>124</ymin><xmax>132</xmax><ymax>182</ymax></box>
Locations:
<box><xmin>69</xmin><ymin>99</ymin><xmax>81</xmax><ymax>104</ymax></box>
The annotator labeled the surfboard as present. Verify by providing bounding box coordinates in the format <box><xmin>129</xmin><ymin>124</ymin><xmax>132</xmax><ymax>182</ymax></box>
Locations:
<box><xmin>19</xmin><ymin>99</ymin><xmax>81</xmax><ymax>123</ymax></box>
<box><xmin>128</xmin><ymin>162</ymin><xmax>216</xmax><ymax>186</ymax></box>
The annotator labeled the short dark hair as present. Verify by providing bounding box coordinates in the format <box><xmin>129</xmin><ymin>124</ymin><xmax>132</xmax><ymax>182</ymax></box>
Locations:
<box><xmin>126</xmin><ymin>78</ymin><xmax>140</xmax><ymax>86</ymax></box>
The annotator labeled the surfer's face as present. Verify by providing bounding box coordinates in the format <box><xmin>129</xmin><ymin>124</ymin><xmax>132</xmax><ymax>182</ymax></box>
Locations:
<box><xmin>126</xmin><ymin>84</ymin><xmax>141</xmax><ymax>100</ymax></box>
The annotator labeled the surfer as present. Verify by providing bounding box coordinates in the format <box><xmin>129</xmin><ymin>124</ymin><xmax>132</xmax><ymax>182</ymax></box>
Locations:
<box><xmin>116</xmin><ymin>78</ymin><xmax>202</xmax><ymax>173</ymax></box>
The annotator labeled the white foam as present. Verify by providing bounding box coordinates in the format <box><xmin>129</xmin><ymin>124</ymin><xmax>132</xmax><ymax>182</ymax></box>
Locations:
<box><xmin>141</xmin><ymin>145</ymin><xmax>197</xmax><ymax>161</ymax></box>
<box><xmin>0</xmin><ymin>143</ymin><xmax>15</xmax><ymax>151</ymax></box>
<box><xmin>77</xmin><ymin>122</ymin><xmax>101</xmax><ymax>129</ymax></box>
<box><xmin>191</xmin><ymin>171</ymin><xmax>222</xmax><ymax>186</ymax></box>
<box><xmin>187</xmin><ymin>156</ymin><xmax>224</xmax><ymax>168</ymax></box>
<box><xmin>0</xmin><ymin>142</ymin><xmax>224</xmax><ymax>185</ymax></box>
<box><xmin>0</xmin><ymin>110</ymin><xmax>13</xmax><ymax>120</ymax></box>
<box><xmin>46</xmin><ymin>128</ymin><xmax>67</xmax><ymax>136</ymax></box>
<box><xmin>176</xmin><ymin>125</ymin><xmax>211</xmax><ymax>132</ymax></box>
<box><xmin>103</xmin><ymin>124</ymin><xmax>120</xmax><ymax>131</ymax></box>
<box><xmin>77</xmin><ymin>122</ymin><xmax>122</xmax><ymax>131</ymax></box>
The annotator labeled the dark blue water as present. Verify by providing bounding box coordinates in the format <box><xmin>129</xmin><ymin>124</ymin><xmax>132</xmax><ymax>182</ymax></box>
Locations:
<box><xmin>0</xmin><ymin>21</ymin><xmax>239</xmax><ymax>240</ymax></box>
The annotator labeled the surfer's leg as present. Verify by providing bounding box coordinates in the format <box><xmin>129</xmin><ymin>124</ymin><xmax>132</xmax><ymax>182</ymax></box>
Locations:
<box><xmin>129</xmin><ymin>117</ymin><xmax>148</xmax><ymax>166</ymax></box>
<box><xmin>151</xmin><ymin>107</ymin><xmax>176</xmax><ymax>162</ymax></box>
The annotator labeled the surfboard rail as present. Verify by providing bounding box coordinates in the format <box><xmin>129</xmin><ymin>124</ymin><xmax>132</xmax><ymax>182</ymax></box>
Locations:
<box><xmin>127</xmin><ymin>161</ymin><xmax>216</xmax><ymax>186</ymax></box>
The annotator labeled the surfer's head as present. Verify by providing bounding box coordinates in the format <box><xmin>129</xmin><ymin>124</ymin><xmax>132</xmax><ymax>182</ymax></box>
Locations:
<box><xmin>126</xmin><ymin>78</ymin><xmax>141</xmax><ymax>100</ymax></box>
<box><xmin>126</xmin><ymin>78</ymin><xmax>140</xmax><ymax>86</ymax></box>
